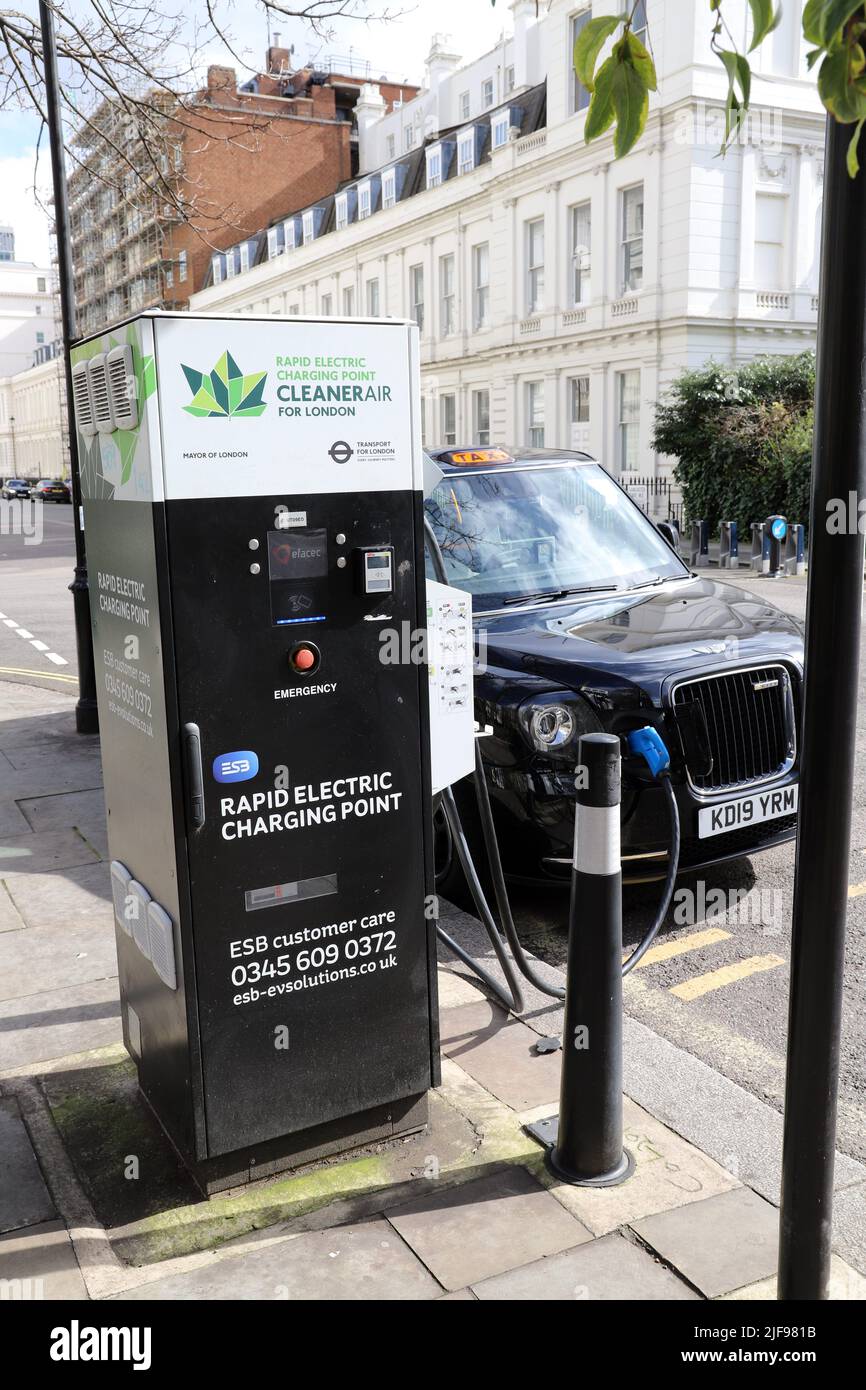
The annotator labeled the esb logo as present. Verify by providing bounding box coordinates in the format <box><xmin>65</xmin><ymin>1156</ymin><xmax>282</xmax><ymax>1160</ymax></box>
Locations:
<box><xmin>213</xmin><ymin>750</ymin><xmax>259</xmax><ymax>783</ymax></box>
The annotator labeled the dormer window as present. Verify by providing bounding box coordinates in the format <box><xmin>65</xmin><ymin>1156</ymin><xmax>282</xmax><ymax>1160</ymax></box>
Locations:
<box><xmin>335</xmin><ymin>192</ymin><xmax>349</xmax><ymax>230</ymax></box>
<box><xmin>458</xmin><ymin>130</ymin><xmax>476</xmax><ymax>176</ymax></box>
<box><xmin>382</xmin><ymin>167</ymin><xmax>397</xmax><ymax>209</ymax></box>
<box><xmin>284</xmin><ymin>218</ymin><xmax>297</xmax><ymax>250</ymax></box>
<box><xmin>358</xmin><ymin>181</ymin><xmax>372</xmax><ymax>219</ymax></box>
<box><xmin>239</xmin><ymin>242</ymin><xmax>250</xmax><ymax>273</ymax></box>
<box><xmin>492</xmin><ymin>111</ymin><xmax>511</xmax><ymax>149</ymax></box>
<box><xmin>267</xmin><ymin>226</ymin><xmax>281</xmax><ymax>258</ymax></box>
<box><xmin>212</xmin><ymin>254</ymin><xmax>223</xmax><ymax>285</ymax></box>
<box><xmin>303</xmin><ymin>209</ymin><xmax>316</xmax><ymax>244</ymax></box>
<box><xmin>426</xmin><ymin>145</ymin><xmax>443</xmax><ymax>189</ymax></box>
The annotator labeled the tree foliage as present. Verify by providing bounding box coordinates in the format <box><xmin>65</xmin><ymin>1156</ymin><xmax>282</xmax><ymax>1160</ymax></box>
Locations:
<box><xmin>651</xmin><ymin>354</ymin><xmax>816</xmax><ymax>533</ymax></box>
<box><xmin>573</xmin><ymin>1</ymin><xmax>866</xmax><ymax>176</ymax></box>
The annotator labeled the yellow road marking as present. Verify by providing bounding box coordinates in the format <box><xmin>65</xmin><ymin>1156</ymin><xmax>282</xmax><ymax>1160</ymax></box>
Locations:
<box><xmin>670</xmin><ymin>954</ymin><xmax>785</xmax><ymax>1001</ymax></box>
<box><xmin>0</xmin><ymin>666</ymin><xmax>78</xmax><ymax>685</ymax></box>
<box><xmin>626</xmin><ymin>926</ymin><xmax>731</xmax><ymax>969</ymax></box>
<box><xmin>848</xmin><ymin>882</ymin><xmax>866</xmax><ymax>899</ymax></box>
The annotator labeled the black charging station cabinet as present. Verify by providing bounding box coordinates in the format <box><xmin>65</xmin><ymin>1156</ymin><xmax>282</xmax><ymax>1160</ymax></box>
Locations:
<box><xmin>71</xmin><ymin>312</ymin><xmax>439</xmax><ymax>1191</ymax></box>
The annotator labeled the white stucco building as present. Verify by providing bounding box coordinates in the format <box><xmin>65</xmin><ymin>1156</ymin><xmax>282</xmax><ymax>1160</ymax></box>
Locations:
<box><xmin>0</xmin><ymin>242</ymin><xmax>60</xmax><ymax>379</ymax></box>
<box><xmin>189</xmin><ymin>0</ymin><xmax>824</xmax><ymax>489</ymax></box>
<box><xmin>0</xmin><ymin>357</ymin><xmax>66</xmax><ymax>480</ymax></box>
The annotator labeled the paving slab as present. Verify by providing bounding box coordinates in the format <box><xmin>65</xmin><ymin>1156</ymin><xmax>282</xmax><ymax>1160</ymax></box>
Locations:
<box><xmin>0</xmin><ymin>891</ymin><xmax>116</xmax><ymax>1004</ymax></box>
<box><xmin>0</xmin><ymin>977</ymin><xmax>121</xmax><ymax>1071</ymax></box>
<box><xmin>0</xmin><ymin>882</ymin><xmax>25</xmax><ymax>934</ymax></box>
<box><xmin>440</xmin><ymin>1000</ymin><xmax>561</xmax><ymax>1111</ymax></box>
<box><xmin>436</xmin><ymin>967</ymin><xmax>486</xmax><ymax>1010</ymax></box>
<box><xmin>17</xmin><ymin>788</ymin><xmax>107</xmax><ymax>834</ymax></box>
<box><xmin>0</xmin><ymin>800</ymin><xmax>31</xmax><ymax>836</ymax></box>
<box><xmin>114</xmin><ymin>1217</ymin><xmax>441</xmax><ymax>1300</ymax></box>
<box><xmin>830</xmin><ymin>1182</ymin><xmax>866</xmax><ymax>1278</ymax></box>
<box><xmin>387</xmin><ymin>1167</ymin><xmax>591</xmax><ymax>1292</ymax></box>
<box><xmin>631</xmin><ymin>1187</ymin><xmax>779</xmax><ymax>1298</ymax></box>
<box><xmin>0</xmin><ymin>1096</ymin><xmax>55</xmax><ymax>1233</ymax></box>
<box><xmin>2</xmin><ymin>859</ymin><xmax>112</xmax><ymax>932</ymax></box>
<box><xmin>721</xmin><ymin>1253</ymin><xmax>866</xmax><ymax>1300</ymax></box>
<box><xmin>0</xmin><ymin>1219</ymin><xmax>88</xmax><ymax>1300</ymax></box>
<box><xmin>437</xmin><ymin>1288</ymin><xmax>477</xmax><ymax>1300</ymax></box>
<box><xmin>527</xmin><ymin>1096</ymin><xmax>740</xmax><ymax>1236</ymax></box>
<box><xmin>0</xmin><ymin>829</ymin><xmax>100</xmax><ymax>876</ymax></box>
<box><xmin>472</xmin><ymin>1231</ymin><xmax>700</xmax><ymax>1301</ymax></box>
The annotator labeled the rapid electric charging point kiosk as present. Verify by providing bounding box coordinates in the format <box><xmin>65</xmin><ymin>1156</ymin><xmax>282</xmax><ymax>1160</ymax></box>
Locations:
<box><xmin>71</xmin><ymin>312</ymin><xmax>440</xmax><ymax>1191</ymax></box>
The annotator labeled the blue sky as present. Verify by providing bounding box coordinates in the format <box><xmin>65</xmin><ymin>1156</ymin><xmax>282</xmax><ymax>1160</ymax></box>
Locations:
<box><xmin>0</xmin><ymin>0</ymin><xmax>510</xmax><ymax>266</ymax></box>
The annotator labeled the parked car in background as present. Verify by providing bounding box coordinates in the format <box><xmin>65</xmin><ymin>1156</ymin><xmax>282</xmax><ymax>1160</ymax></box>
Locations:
<box><xmin>32</xmin><ymin>478</ymin><xmax>71</xmax><ymax>503</ymax></box>
<box><xmin>423</xmin><ymin>446</ymin><xmax>804</xmax><ymax>895</ymax></box>
<box><xmin>1</xmin><ymin>478</ymin><xmax>32</xmax><ymax>500</ymax></box>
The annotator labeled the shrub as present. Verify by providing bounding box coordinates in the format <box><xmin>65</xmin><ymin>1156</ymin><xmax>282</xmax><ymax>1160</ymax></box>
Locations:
<box><xmin>651</xmin><ymin>354</ymin><xmax>814</xmax><ymax>535</ymax></box>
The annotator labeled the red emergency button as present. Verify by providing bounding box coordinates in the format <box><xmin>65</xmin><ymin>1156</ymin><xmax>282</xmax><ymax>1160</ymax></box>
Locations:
<box><xmin>288</xmin><ymin>643</ymin><xmax>320</xmax><ymax>674</ymax></box>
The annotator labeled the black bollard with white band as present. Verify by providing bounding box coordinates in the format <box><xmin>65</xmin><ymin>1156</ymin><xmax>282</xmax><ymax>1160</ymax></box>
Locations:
<box><xmin>529</xmin><ymin>732</ymin><xmax>634</xmax><ymax>1187</ymax></box>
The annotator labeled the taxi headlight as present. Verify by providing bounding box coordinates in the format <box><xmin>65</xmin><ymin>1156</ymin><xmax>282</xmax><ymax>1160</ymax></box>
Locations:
<box><xmin>518</xmin><ymin>693</ymin><xmax>603</xmax><ymax>756</ymax></box>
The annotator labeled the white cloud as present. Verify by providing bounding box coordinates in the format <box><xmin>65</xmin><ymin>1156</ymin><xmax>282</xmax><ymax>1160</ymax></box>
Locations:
<box><xmin>0</xmin><ymin>145</ymin><xmax>53</xmax><ymax>266</ymax></box>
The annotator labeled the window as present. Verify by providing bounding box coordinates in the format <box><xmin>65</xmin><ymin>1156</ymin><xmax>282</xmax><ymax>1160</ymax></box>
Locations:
<box><xmin>482</xmin><ymin>78</ymin><xmax>494</xmax><ymax>108</ymax></box>
<box><xmin>382</xmin><ymin>168</ymin><xmax>397</xmax><ymax>209</ymax></box>
<box><xmin>405</xmin><ymin>126</ymin><xmax>415</xmax><ymax>151</ymax></box>
<box><xmin>526</xmin><ymin>218</ymin><xmax>545</xmax><ymax>313</ymax></box>
<box><xmin>570</xmin><ymin>375</ymin><xmax>590</xmax><ymax>423</ymax></box>
<box><xmin>225</xmin><ymin>249</ymin><xmax>237</xmax><ymax>279</ymax></box>
<box><xmin>421</xmin><ymin>397</ymin><xmax>427</xmax><ymax>445</ymax></box>
<box><xmin>410</xmin><ymin>264</ymin><xmax>424</xmax><ymax>330</ymax></box>
<box><xmin>289</xmin><ymin>304</ymin><xmax>300</xmax><ymax>316</ymax></box>
<box><xmin>570</xmin><ymin>201</ymin><xmax>591</xmax><ymax>304</ymax></box>
<box><xmin>36</xmin><ymin>331</ymin><xmax>45</xmax><ymax>344</ymax></box>
<box><xmin>458</xmin><ymin>131</ymin><xmax>475</xmax><ymax>175</ymax></box>
<box><xmin>37</xmin><ymin>276</ymin><xmax>46</xmax><ymax>292</ymax></box>
<box><xmin>35</xmin><ymin>304</ymin><xmax>42</xmax><ymax>315</ymax></box>
<box><xmin>440</xmin><ymin>393</ymin><xmax>457</xmax><ymax>447</ymax></box>
<box><xmin>335</xmin><ymin>193</ymin><xmax>348</xmax><ymax>230</ymax></box>
<box><xmin>239</xmin><ymin>242</ymin><xmax>250</xmax><ymax>273</ymax></box>
<box><xmin>505</xmin><ymin>65</ymin><xmax>515</xmax><ymax>93</ymax></box>
<box><xmin>302</xmin><ymin>210</ymin><xmax>316</xmax><ymax>244</ymax></box>
<box><xmin>386</xmin><ymin>134</ymin><xmax>395</xmax><ymax>160</ymax></box>
<box><xmin>755</xmin><ymin>193</ymin><xmax>786</xmax><ymax>288</ymax></box>
<box><xmin>492</xmin><ymin>112</ymin><xmax>510</xmax><ymax>149</ymax></box>
<box><xmin>473</xmin><ymin>389</ymin><xmax>490</xmax><ymax>446</ymax></box>
<box><xmin>267</xmin><ymin>226</ymin><xmax>280</xmax><ymax>258</ymax></box>
<box><xmin>526</xmin><ymin>382</ymin><xmax>544</xmax><ymax>447</ymax></box>
<box><xmin>212</xmin><ymin>254</ymin><xmax>223</xmax><ymax>285</ymax></box>
<box><xmin>178</xmin><ymin>250</ymin><xmax>188</xmax><ymax>283</ymax></box>
<box><xmin>620</xmin><ymin>184</ymin><xmax>644</xmax><ymax>293</ymax></box>
<box><xmin>632</xmin><ymin>0</ymin><xmax>648</xmax><ymax>47</ymax></box>
<box><xmin>358</xmin><ymin>182</ymin><xmax>372</xmax><ymax>219</ymax></box>
<box><xmin>618</xmin><ymin>370</ymin><xmax>641</xmax><ymax>470</ymax></box>
<box><xmin>285</xmin><ymin>219</ymin><xmax>297</xmax><ymax>250</ymax></box>
<box><xmin>459</xmin><ymin>90</ymin><xmax>470</xmax><ymax>120</ymax></box>
<box><xmin>426</xmin><ymin>146</ymin><xmax>442</xmax><ymax>189</ymax></box>
<box><xmin>321</xmin><ymin>293</ymin><xmax>333</xmax><ymax>316</ymax></box>
<box><xmin>439</xmin><ymin>254</ymin><xmax>456</xmax><ymax>335</ymax></box>
<box><xmin>473</xmin><ymin>243</ymin><xmax>490</xmax><ymax>329</ymax></box>
<box><xmin>572</xmin><ymin>9</ymin><xmax>593</xmax><ymax>113</ymax></box>
<box><xmin>366</xmin><ymin>278</ymin><xmax>380</xmax><ymax>316</ymax></box>
<box><xmin>165</xmin><ymin>265</ymin><xmax>174</xmax><ymax>288</ymax></box>
<box><xmin>343</xmin><ymin>285</ymin><xmax>355</xmax><ymax>316</ymax></box>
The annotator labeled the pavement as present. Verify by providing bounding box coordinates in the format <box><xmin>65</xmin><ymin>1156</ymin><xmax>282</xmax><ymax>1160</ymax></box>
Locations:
<box><xmin>2</xmin><ymin>675</ymin><xmax>866</xmax><ymax>1301</ymax></box>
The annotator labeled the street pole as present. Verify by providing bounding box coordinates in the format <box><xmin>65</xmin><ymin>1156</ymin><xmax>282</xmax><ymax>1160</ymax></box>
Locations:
<box><xmin>778</xmin><ymin>115</ymin><xmax>866</xmax><ymax>1300</ymax></box>
<box><xmin>38</xmin><ymin>0</ymin><xmax>98</xmax><ymax>735</ymax></box>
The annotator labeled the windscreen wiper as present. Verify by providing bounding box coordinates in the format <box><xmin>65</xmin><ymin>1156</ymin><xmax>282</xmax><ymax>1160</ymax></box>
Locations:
<box><xmin>502</xmin><ymin>584</ymin><xmax>620</xmax><ymax>606</ymax></box>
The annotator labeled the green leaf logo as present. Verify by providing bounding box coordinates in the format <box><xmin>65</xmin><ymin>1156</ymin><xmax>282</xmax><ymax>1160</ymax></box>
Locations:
<box><xmin>181</xmin><ymin>351</ymin><xmax>267</xmax><ymax>418</ymax></box>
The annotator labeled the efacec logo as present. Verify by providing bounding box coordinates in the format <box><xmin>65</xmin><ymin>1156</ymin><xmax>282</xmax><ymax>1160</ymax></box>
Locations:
<box><xmin>181</xmin><ymin>351</ymin><xmax>267</xmax><ymax>418</ymax></box>
<box><xmin>50</xmin><ymin>1320</ymin><xmax>152</xmax><ymax>1370</ymax></box>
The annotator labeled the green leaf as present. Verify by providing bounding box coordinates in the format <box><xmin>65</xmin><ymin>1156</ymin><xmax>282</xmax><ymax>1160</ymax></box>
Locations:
<box><xmin>747</xmin><ymin>0</ymin><xmax>781</xmax><ymax>52</ymax></box>
<box><xmin>611</xmin><ymin>55</ymin><xmax>649</xmax><ymax>158</ymax></box>
<box><xmin>574</xmin><ymin>14</ymin><xmax>622</xmax><ymax>92</ymax></box>
<box><xmin>802</xmin><ymin>0</ymin><xmax>825</xmax><ymax>44</ymax></box>
<box><xmin>818</xmin><ymin>47</ymin><xmax>866</xmax><ymax>120</ymax></box>
<box><xmin>805</xmin><ymin>47</ymin><xmax>823</xmax><ymax>71</ymax></box>
<box><xmin>584</xmin><ymin>55</ymin><xmax>617</xmax><ymax>141</ymax></box>
<box><xmin>624</xmin><ymin>30</ymin><xmax>657</xmax><ymax>92</ymax></box>
<box><xmin>848</xmin><ymin>114</ymin><xmax>866</xmax><ymax>176</ymax></box>
<box><xmin>808</xmin><ymin>0</ymin><xmax>866</xmax><ymax>46</ymax></box>
<box><xmin>718</xmin><ymin>49</ymin><xmax>752</xmax><ymax>144</ymax></box>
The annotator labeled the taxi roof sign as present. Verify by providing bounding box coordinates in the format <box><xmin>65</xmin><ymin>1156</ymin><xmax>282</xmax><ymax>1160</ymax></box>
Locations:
<box><xmin>441</xmin><ymin>448</ymin><xmax>515</xmax><ymax>466</ymax></box>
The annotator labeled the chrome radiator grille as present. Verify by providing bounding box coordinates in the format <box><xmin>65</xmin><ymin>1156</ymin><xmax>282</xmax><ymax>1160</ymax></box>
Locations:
<box><xmin>671</xmin><ymin>665</ymin><xmax>796</xmax><ymax>793</ymax></box>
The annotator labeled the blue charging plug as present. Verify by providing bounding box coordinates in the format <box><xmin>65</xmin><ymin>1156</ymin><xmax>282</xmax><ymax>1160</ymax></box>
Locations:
<box><xmin>627</xmin><ymin>726</ymin><xmax>671</xmax><ymax>778</ymax></box>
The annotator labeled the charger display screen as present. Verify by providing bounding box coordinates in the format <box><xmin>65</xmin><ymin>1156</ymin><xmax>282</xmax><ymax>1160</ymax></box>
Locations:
<box><xmin>267</xmin><ymin>529</ymin><xmax>328</xmax><ymax>580</ymax></box>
